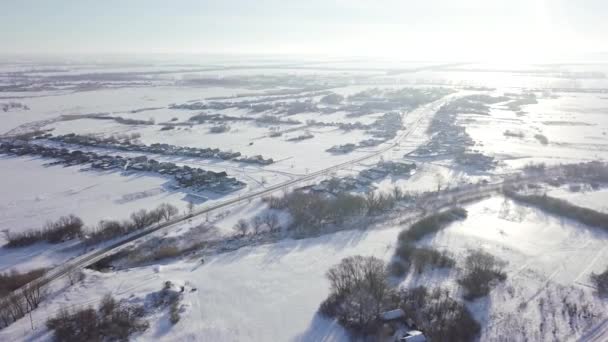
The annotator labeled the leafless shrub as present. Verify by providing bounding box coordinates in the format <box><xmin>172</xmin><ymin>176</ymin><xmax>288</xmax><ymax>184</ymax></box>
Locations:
<box><xmin>46</xmin><ymin>294</ymin><xmax>148</xmax><ymax>341</ymax></box>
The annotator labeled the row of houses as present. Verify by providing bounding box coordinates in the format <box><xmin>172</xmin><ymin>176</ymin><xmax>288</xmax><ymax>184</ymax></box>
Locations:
<box><xmin>47</xmin><ymin>133</ymin><xmax>274</xmax><ymax>165</ymax></box>
<box><xmin>304</xmin><ymin>161</ymin><xmax>417</xmax><ymax>194</ymax></box>
<box><xmin>0</xmin><ymin>140</ymin><xmax>246</xmax><ymax>194</ymax></box>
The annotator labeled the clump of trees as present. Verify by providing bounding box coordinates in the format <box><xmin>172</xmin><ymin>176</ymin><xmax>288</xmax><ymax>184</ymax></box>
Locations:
<box><xmin>265</xmin><ymin>190</ymin><xmax>402</xmax><ymax>233</ymax></box>
<box><xmin>4</xmin><ymin>203</ymin><xmax>180</xmax><ymax>248</ymax></box>
<box><xmin>319</xmin><ymin>256</ymin><xmax>481</xmax><ymax>340</ymax></box>
<box><xmin>151</xmin><ymin>281</ymin><xmax>184</xmax><ymax>324</ymax></box>
<box><xmin>319</xmin><ymin>256</ymin><xmax>392</xmax><ymax>334</ymax></box>
<box><xmin>395</xmin><ymin>286</ymin><xmax>480</xmax><ymax>341</ymax></box>
<box><xmin>388</xmin><ymin>208</ymin><xmax>465</xmax><ymax>276</ymax></box>
<box><xmin>46</xmin><ymin>294</ymin><xmax>148</xmax><ymax>341</ymax></box>
<box><xmin>591</xmin><ymin>267</ymin><xmax>608</xmax><ymax>297</ymax></box>
<box><xmin>4</xmin><ymin>215</ymin><xmax>83</xmax><ymax>248</ymax></box>
<box><xmin>458</xmin><ymin>250</ymin><xmax>507</xmax><ymax>300</ymax></box>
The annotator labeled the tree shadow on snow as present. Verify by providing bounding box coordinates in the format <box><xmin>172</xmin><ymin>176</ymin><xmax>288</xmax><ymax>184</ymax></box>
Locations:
<box><xmin>293</xmin><ymin>314</ymin><xmax>350</xmax><ymax>342</ymax></box>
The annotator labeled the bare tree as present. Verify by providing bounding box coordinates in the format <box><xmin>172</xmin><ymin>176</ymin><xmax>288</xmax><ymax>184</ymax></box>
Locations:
<box><xmin>251</xmin><ymin>216</ymin><xmax>264</xmax><ymax>234</ymax></box>
<box><xmin>130</xmin><ymin>209</ymin><xmax>149</xmax><ymax>229</ymax></box>
<box><xmin>187</xmin><ymin>200</ymin><xmax>195</xmax><ymax>215</ymax></box>
<box><xmin>22</xmin><ymin>281</ymin><xmax>46</xmax><ymax>310</ymax></box>
<box><xmin>158</xmin><ymin>203</ymin><xmax>179</xmax><ymax>221</ymax></box>
<box><xmin>262</xmin><ymin>212</ymin><xmax>280</xmax><ymax>231</ymax></box>
<box><xmin>233</xmin><ymin>219</ymin><xmax>249</xmax><ymax>236</ymax></box>
<box><xmin>323</xmin><ymin>256</ymin><xmax>391</xmax><ymax>329</ymax></box>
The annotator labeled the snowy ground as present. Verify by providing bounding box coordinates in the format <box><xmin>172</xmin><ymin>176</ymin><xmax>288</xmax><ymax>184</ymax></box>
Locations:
<box><xmin>3</xmin><ymin>59</ymin><xmax>608</xmax><ymax>340</ymax></box>
<box><xmin>547</xmin><ymin>186</ymin><xmax>608</xmax><ymax>213</ymax></box>
<box><xmin>3</xmin><ymin>194</ymin><xmax>608</xmax><ymax>341</ymax></box>
<box><xmin>410</xmin><ymin>196</ymin><xmax>608</xmax><ymax>341</ymax></box>
<box><xmin>464</xmin><ymin>92</ymin><xmax>608</xmax><ymax>170</ymax></box>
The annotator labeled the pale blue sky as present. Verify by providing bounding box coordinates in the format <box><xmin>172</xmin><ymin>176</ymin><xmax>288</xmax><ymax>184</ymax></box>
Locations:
<box><xmin>1</xmin><ymin>0</ymin><xmax>606</xmax><ymax>59</ymax></box>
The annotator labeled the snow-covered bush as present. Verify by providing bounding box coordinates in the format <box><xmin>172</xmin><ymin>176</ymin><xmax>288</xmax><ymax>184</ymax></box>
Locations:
<box><xmin>46</xmin><ymin>294</ymin><xmax>148</xmax><ymax>341</ymax></box>
<box><xmin>458</xmin><ymin>250</ymin><xmax>507</xmax><ymax>300</ymax></box>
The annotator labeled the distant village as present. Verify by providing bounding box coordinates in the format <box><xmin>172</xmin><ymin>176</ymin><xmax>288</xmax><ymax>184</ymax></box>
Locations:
<box><xmin>46</xmin><ymin>133</ymin><xmax>274</xmax><ymax>165</ymax></box>
<box><xmin>0</xmin><ymin>140</ymin><xmax>246</xmax><ymax>194</ymax></box>
<box><xmin>299</xmin><ymin>160</ymin><xmax>417</xmax><ymax>194</ymax></box>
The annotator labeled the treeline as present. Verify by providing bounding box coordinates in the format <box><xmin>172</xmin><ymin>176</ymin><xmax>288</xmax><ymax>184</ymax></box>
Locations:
<box><xmin>389</xmin><ymin>208</ymin><xmax>467</xmax><ymax>277</ymax></box>
<box><xmin>504</xmin><ymin>189</ymin><xmax>608</xmax><ymax>232</ymax></box>
<box><xmin>318</xmin><ymin>255</ymin><xmax>480</xmax><ymax>340</ymax></box>
<box><xmin>86</xmin><ymin>203</ymin><xmax>179</xmax><ymax>245</ymax></box>
<box><xmin>4</xmin><ymin>215</ymin><xmax>83</xmax><ymax>248</ymax></box>
<box><xmin>3</xmin><ymin>203</ymin><xmax>179</xmax><ymax>248</ymax></box>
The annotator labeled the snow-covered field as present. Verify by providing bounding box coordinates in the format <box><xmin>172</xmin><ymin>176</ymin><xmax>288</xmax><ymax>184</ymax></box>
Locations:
<box><xmin>3</xmin><ymin>59</ymin><xmax>608</xmax><ymax>341</ymax></box>
<box><xmin>412</xmin><ymin>196</ymin><xmax>608</xmax><ymax>341</ymax></box>
<box><xmin>464</xmin><ymin>92</ymin><xmax>608</xmax><ymax>170</ymax></box>
<box><xmin>3</xmin><ymin>195</ymin><xmax>607</xmax><ymax>341</ymax></box>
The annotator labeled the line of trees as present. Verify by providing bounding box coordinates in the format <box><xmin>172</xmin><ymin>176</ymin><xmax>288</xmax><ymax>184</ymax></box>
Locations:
<box><xmin>504</xmin><ymin>189</ymin><xmax>608</xmax><ymax>232</ymax></box>
<box><xmin>3</xmin><ymin>203</ymin><xmax>180</xmax><ymax>249</ymax></box>
<box><xmin>86</xmin><ymin>203</ymin><xmax>179</xmax><ymax>245</ymax></box>
<box><xmin>232</xmin><ymin>212</ymin><xmax>281</xmax><ymax>236</ymax></box>
<box><xmin>389</xmin><ymin>208</ymin><xmax>466</xmax><ymax>277</ymax></box>
<box><xmin>319</xmin><ymin>256</ymin><xmax>392</xmax><ymax>334</ymax></box>
<box><xmin>4</xmin><ymin>215</ymin><xmax>83</xmax><ymax>248</ymax></box>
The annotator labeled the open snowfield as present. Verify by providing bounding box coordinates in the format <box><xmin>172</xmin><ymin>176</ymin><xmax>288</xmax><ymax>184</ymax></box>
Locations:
<box><xmin>0</xmin><ymin>224</ymin><xmax>401</xmax><ymax>341</ymax></box>
<box><xmin>3</xmin><ymin>58</ymin><xmax>608</xmax><ymax>341</ymax></box>
<box><xmin>0</xmin><ymin>156</ymin><xmax>187</xmax><ymax>240</ymax></box>
<box><xmin>3</xmin><ymin>195</ymin><xmax>608</xmax><ymax>341</ymax></box>
<box><xmin>547</xmin><ymin>186</ymin><xmax>608</xmax><ymax>214</ymax></box>
<box><xmin>411</xmin><ymin>196</ymin><xmax>608</xmax><ymax>341</ymax></box>
<box><xmin>463</xmin><ymin>92</ymin><xmax>608</xmax><ymax>170</ymax></box>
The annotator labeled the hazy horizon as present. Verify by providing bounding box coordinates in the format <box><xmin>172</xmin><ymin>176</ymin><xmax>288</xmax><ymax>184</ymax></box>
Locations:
<box><xmin>2</xmin><ymin>0</ymin><xmax>608</xmax><ymax>63</ymax></box>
